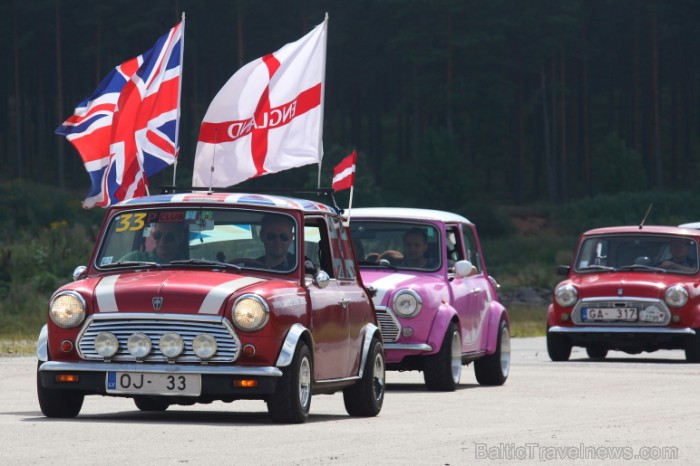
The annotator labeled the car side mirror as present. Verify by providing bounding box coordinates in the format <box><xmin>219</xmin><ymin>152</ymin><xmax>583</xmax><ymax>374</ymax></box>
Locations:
<box><xmin>454</xmin><ymin>260</ymin><xmax>476</xmax><ymax>278</ymax></box>
<box><xmin>556</xmin><ymin>265</ymin><xmax>571</xmax><ymax>276</ymax></box>
<box><xmin>313</xmin><ymin>270</ymin><xmax>330</xmax><ymax>289</ymax></box>
<box><xmin>73</xmin><ymin>265</ymin><xmax>87</xmax><ymax>281</ymax></box>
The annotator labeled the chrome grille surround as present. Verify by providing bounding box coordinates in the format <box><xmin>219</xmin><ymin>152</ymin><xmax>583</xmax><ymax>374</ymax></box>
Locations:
<box><xmin>572</xmin><ymin>297</ymin><xmax>671</xmax><ymax>326</ymax></box>
<box><xmin>77</xmin><ymin>313</ymin><xmax>240</xmax><ymax>363</ymax></box>
<box><xmin>375</xmin><ymin>306</ymin><xmax>401</xmax><ymax>342</ymax></box>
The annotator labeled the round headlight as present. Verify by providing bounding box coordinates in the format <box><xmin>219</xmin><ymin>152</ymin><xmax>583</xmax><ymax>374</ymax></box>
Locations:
<box><xmin>232</xmin><ymin>295</ymin><xmax>269</xmax><ymax>331</ymax></box>
<box><xmin>665</xmin><ymin>284</ymin><xmax>688</xmax><ymax>308</ymax></box>
<box><xmin>49</xmin><ymin>292</ymin><xmax>86</xmax><ymax>328</ymax></box>
<box><xmin>555</xmin><ymin>284</ymin><xmax>578</xmax><ymax>307</ymax></box>
<box><xmin>127</xmin><ymin>332</ymin><xmax>152</xmax><ymax>358</ymax></box>
<box><xmin>393</xmin><ymin>289</ymin><xmax>422</xmax><ymax>318</ymax></box>
<box><xmin>94</xmin><ymin>332</ymin><xmax>119</xmax><ymax>358</ymax></box>
<box><xmin>192</xmin><ymin>333</ymin><xmax>217</xmax><ymax>359</ymax></box>
<box><xmin>159</xmin><ymin>332</ymin><xmax>184</xmax><ymax>358</ymax></box>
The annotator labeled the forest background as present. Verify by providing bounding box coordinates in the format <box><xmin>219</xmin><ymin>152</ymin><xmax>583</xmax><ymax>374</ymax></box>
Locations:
<box><xmin>4</xmin><ymin>0</ymin><xmax>700</xmax><ymax>349</ymax></box>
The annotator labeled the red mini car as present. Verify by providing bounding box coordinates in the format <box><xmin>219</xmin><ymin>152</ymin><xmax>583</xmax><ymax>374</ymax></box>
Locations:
<box><xmin>37</xmin><ymin>190</ymin><xmax>385</xmax><ymax>423</ymax></box>
<box><xmin>547</xmin><ymin>225</ymin><xmax>700</xmax><ymax>361</ymax></box>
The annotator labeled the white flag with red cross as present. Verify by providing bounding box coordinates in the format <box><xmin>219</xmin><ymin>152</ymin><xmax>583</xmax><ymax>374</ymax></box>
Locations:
<box><xmin>192</xmin><ymin>16</ymin><xmax>328</xmax><ymax>188</ymax></box>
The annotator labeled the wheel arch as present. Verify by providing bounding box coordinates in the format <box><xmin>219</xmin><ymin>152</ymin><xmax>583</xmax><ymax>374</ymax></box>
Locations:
<box><xmin>357</xmin><ymin>323</ymin><xmax>381</xmax><ymax>378</ymax></box>
<box><xmin>275</xmin><ymin>323</ymin><xmax>314</xmax><ymax>368</ymax></box>
<box><xmin>482</xmin><ymin>302</ymin><xmax>510</xmax><ymax>354</ymax></box>
<box><xmin>425</xmin><ymin>303</ymin><xmax>460</xmax><ymax>355</ymax></box>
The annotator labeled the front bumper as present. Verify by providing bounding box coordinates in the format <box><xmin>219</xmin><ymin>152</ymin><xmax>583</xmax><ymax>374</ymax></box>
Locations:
<box><xmin>548</xmin><ymin>326</ymin><xmax>695</xmax><ymax>350</ymax></box>
<box><xmin>38</xmin><ymin>360</ymin><xmax>282</xmax><ymax>398</ymax></box>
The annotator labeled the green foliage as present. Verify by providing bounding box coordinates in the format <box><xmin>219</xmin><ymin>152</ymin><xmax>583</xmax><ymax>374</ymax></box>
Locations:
<box><xmin>0</xmin><ymin>181</ymin><xmax>101</xmax><ymax>339</ymax></box>
<box><xmin>484</xmin><ymin>234</ymin><xmax>577</xmax><ymax>291</ymax></box>
<box><xmin>550</xmin><ymin>190</ymin><xmax>700</xmax><ymax>235</ymax></box>
<box><xmin>590</xmin><ymin>133</ymin><xmax>646</xmax><ymax>194</ymax></box>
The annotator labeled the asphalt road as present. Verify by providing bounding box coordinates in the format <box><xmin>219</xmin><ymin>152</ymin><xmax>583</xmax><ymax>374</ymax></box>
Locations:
<box><xmin>2</xmin><ymin>338</ymin><xmax>697</xmax><ymax>465</ymax></box>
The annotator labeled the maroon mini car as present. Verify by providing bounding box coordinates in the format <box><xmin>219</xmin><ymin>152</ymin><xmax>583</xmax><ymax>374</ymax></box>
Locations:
<box><xmin>547</xmin><ymin>225</ymin><xmax>700</xmax><ymax>361</ymax></box>
<box><xmin>37</xmin><ymin>190</ymin><xmax>385</xmax><ymax>423</ymax></box>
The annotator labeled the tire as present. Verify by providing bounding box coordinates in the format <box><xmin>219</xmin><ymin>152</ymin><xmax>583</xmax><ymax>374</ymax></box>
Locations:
<box><xmin>267</xmin><ymin>342</ymin><xmax>312</xmax><ymax>423</ymax></box>
<box><xmin>547</xmin><ymin>330</ymin><xmax>572</xmax><ymax>361</ymax></box>
<box><xmin>685</xmin><ymin>329</ymin><xmax>700</xmax><ymax>362</ymax></box>
<box><xmin>423</xmin><ymin>322</ymin><xmax>462</xmax><ymax>391</ymax></box>
<box><xmin>474</xmin><ymin>317</ymin><xmax>510</xmax><ymax>386</ymax></box>
<box><xmin>36</xmin><ymin>363</ymin><xmax>84</xmax><ymax>418</ymax></box>
<box><xmin>586</xmin><ymin>346</ymin><xmax>608</xmax><ymax>359</ymax></box>
<box><xmin>343</xmin><ymin>337</ymin><xmax>385</xmax><ymax>417</ymax></box>
<box><xmin>134</xmin><ymin>396</ymin><xmax>170</xmax><ymax>412</ymax></box>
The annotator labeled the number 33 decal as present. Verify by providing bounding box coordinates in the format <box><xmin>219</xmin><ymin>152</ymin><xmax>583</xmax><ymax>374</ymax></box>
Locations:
<box><xmin>115</xmin><ymin>213</ymin><xmax>148</xmax><ymax>232</ymax></box>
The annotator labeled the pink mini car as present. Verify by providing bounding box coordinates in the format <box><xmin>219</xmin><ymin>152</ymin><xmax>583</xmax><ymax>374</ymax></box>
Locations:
<box><xmin>350</xmin><ymin>208</ymin><xmax>510</xmax><ymax>390</ymax></box>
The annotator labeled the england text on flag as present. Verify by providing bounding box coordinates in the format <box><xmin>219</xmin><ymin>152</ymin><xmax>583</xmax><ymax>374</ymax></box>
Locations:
<box><xmin>192</xmin><ymin>16</ymin><xmax>328</xmax><ymax>188</ymax></box>
<box><xmin>56</xmin><ymin>20</ymin><xmax>184</xmax><ymax>208</ymax></box>
<box><xmin>332</xmin><ymin>150</ymin><xmax>357</xmax><ymax>192</ymax></box>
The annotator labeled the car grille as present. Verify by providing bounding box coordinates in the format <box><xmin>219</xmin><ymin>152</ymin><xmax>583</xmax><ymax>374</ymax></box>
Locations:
<box><xmin>77</xmin><ymin>314</ymin><xmax>239</xmax><ymax>363</ymax></box>
<box><xmin>375</xmin><ymin>307</ymin><xmax>401</xmax><ymax>342</ymax></box>
<box><xmin>572</xmin><ymin>298</ymin><xmax>671</xmax><ymax>326</ymax></box>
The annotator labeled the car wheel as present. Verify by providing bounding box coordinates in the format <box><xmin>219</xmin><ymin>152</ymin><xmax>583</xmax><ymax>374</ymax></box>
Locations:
<box><xmin>474</xmin><ymin>317</ymin><xmax>511</xmax><ymax>386</ymax></box>
<box><xmin>685</xmin><ymin>329</ymin><xmax>700</xmax><ymax>362</ymax></box>
<box><xmin>343</xmin><ymin>337</ymin><xmax>385</xmax><ymax>417</ymax></box>
<box><xmin>586</xmin><ymin>346</ymin><xmax>608</xmax><ymax>359</ymax></box>
<box><xmin>267</xmin><ymin>341</ymin><xmax>312</xmax><ymax>423</ymax></box>
<box><xmin>547</xmin><ymin>329</ymin><xmax>572</xmax><ymax>361</ymax></box>
<box><xmin>134</xmin><ymin>396</ymin><xmax>170</xmax><ymax>412</ymax></box>
<box><xmin>423</xmin><ymin>322</ymin><xmax>461</xmax><ymax>391</ymax></box>
<box><xmin>36</xmin><ymin>363</ymin><xmax>84</xmax><ymax>418</ymax></box>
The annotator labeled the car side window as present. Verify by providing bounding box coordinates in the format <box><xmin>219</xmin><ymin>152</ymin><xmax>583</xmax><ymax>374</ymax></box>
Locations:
<box><xmin>462</xmin><ymin>226</ymin><xmax>482</xmax><ymax>273</ymax></box>
<box><xmin>446</xmin><ymin>226</ymin><xmax>463</xmax><ymax>267</ymax></box>
<box><xmin>304</xmin><ymin>217</ymin><xmax>335</xmax><ymax>278</ymax></box>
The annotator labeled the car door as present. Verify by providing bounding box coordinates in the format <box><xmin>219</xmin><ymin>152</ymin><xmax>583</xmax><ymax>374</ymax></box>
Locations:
<box><xmin>304</xmin><ymin>216</ymin><xmax>351</xmax><ymax>380</ymax></box>
<box><xmin>446</xmin><ymin>224</ymin><xmax>485</xmax><ymax>352</ymax></box>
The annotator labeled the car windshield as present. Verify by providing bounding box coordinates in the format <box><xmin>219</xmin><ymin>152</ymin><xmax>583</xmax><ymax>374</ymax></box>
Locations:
<box><xmin>95</xmin><ymin>208</ymin><xmax>298</xmax><ymax>273</ymax></box>
<box><xmin>350</xmin><ymin>220</ymin><xmax>441</xmax><ymax>271</ymax></box>
<box><xmin>574</xmin><ymin>234</ymin><xmax>699</xmax><ymax>275</ymax></box>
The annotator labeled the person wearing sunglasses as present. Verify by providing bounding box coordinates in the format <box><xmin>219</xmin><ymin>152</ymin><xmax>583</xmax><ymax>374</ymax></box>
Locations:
<box><xmin>256</xmin><ymin>214</ymin><xmax>296</xmax><ymax>271</ymax></box>
<box><xmin>121</xmin><ymin>222</ymin><xmax>188</xmax><ymax>264</ymax></box>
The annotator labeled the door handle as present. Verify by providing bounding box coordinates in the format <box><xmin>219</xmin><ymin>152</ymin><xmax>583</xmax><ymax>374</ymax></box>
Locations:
<box><xmin>339</xmin><ymin>298</ymin><xmax>351</xmax><ymax>308</ymax></box>
<box><xmin>471</xmin><ymin>288</ymin><xmax>482</xmax><ymax>294</ymax></box>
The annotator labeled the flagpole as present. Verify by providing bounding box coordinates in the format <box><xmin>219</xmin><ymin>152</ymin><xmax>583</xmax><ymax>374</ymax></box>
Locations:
<box><xmin>347</xmin><ymin>185</ymin><xmax>354</xmax><ymax>221</ymax></box>
<box><xmin>172</xmin><ymin>12</ymin><xmax>185</xmax><ymax>187</ymax></box>
<box><xmin>316</xmin><ymin>13</ymin><xmax>329</xmax><ymax>188</ymax></box>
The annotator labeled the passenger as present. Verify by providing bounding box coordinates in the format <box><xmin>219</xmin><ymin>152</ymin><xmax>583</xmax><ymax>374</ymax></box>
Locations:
<box><xmin>257</xmin><ymin>214</ymin><xmax>296</xmax><ymax>271</ymax></box>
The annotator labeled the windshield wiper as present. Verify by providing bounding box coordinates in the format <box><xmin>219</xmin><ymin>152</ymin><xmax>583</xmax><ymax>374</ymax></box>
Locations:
<box><xmin>579</xmin><ymin>264</ymin><xmax>616</xmax><ymax>272</ymax></box>
<box><xmin>169</xmin><ymin>259</ymin><xmax>242</xmax><ymax>270</ymax></box>
<box><xmin>617</xmin><ymin>264</ymin><xmax>666</xmax><ymax>272</ymax></box>
<box><xmin>101</xmin><ymin>260</ymin><xmax>161</xmax><ymax>268</ymax></box>
<box><xmin>372</xmin><ymin>259</ymin><xmax>398</xmax><ymax>270</ymax></box>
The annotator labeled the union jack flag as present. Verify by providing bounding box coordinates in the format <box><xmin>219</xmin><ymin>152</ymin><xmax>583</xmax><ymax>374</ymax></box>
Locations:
<box><xmin>56</xmin><ymin>19</ymin><xmax>184</xmax><ymax>208</ymax></box>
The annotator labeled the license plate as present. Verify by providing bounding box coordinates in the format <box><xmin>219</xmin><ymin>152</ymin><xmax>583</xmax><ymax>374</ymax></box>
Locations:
<box><xmin>582</xmin><ymin>307</ymin><xmax>638</xmax><ymax>321</ymax></box>
<box><xmin>106</xmin><ymin>372</ymin><xmax>201</xmax><ymax>396</ymax></box>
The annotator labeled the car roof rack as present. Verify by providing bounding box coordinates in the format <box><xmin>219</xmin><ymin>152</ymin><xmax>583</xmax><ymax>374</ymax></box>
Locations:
<box><xmin>159</xmin><ymin>186</ymin><xmax>342</xmax><ymax>213</ymax></box>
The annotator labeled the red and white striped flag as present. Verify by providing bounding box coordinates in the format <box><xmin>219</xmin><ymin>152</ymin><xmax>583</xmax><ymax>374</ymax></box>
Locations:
<box><xmin>192</xmin><ymin>17</ymin><xmax>327</xmax><ymax>188</ymax></box>
<box><xmin>332</xmin><ymin>150</ymin><xmax>356</xmax><ymax>192</ymax></box>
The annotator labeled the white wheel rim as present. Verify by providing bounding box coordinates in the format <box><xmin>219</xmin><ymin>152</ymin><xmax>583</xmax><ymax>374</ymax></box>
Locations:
<box><xmin>298</xmin><ymin>356</ymin><xmax>311</xmax><ymax>408</ymax></box>
<box><xmin>372</xmin><ymin>352</ymin><xmax>385</xmax><ymax>401</ymax></box>
<box><xmin>451</xmin><ymin>330</ymin><xmax>462</xmax><ymax>383</ymax></box>
<box><xmin>500</xmin><ymin>325</ymin><xmax>511</xmax><ymax>377</ymax></box>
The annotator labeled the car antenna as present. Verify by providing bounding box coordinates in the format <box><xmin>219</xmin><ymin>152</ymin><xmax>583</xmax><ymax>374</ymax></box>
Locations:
<box><xmin>639</xmin><ymin>203</ymin><xmax>653</xmax><ymax>229</ymax></box>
